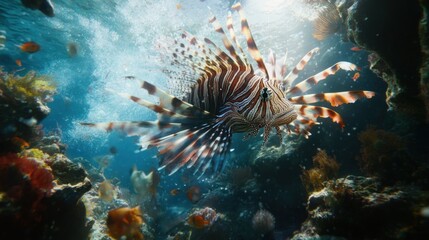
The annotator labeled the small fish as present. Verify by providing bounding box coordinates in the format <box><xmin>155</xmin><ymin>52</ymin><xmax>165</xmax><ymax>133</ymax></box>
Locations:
<box><xmin>170</xmin><ymin>188</ymin><xmax>180</xmax><ymax>196</ymax></box>
<box><xmin>107</xmin><ymin>206</ymin><xmax>144</xmax><ymax>240</ymax></box>
<box><xmin>11</xmin><ymin>136</ymin><xmax>30</xmax><ymax>150</ymax></box>
<box><xmin>130</xmin><ymin>166</ymin><xmax>160</xmax><ymax>198</ymax></box>
<box><xmin>352</xmin><ymin>72</ymin><xmax>360</xmax><ymax>81</ymax></box>
<box><xmin>15</xmin><ymin>59</ymin><xmax>22</xmax><ymax>67</ymax></box>
<box><xmin>186</xmin><ymin>186</ymin><xmax>201</xmax><ymax>203</ymax></box>
<box><xmin>21</xmin><ymin>0</ymin><xmax>55</xmax><ymax>17</ymax></box>
<box><xmin>67</xmin><ymin>42</ymin><xmax>78</xmax><ymax>57</ymax></box>
<box><xmin>98</xmin><ymin>180</ymin><xmax>117</xmax><ymax>202</ymax></box>
<box><xmin>124</xmin><ymin>76</ymin><xmax>135</xmax><ymax>80</ymax></box>
<box><xmin>94</xmin><ymin>154</ymin><xmax>113</xmax><ymax>170</ymax></box>
<box><xmin>351</xmin><ymin>46</ymin><xmax>362</xmax><ymax>51</ymax></box>
<box><xmin>18</xmin><ymin>41</ymin><xmax>40</xmax><ymax>53</ymax></box>
<box><xmin>19</xmin><ymin>117</ymin><xmax>37</xmax><ymax>126</ymax></box>
<box><xmin>0</xmin><ymin>32</ymin><xmax>6</xmax><ymax>49</ymax></box>
<box><xmin>109</xmin><ymin>146</ymin><xmax>118</xmax><ymax>155</ymax></box>
<box><xmin>421</xmin><ymin>207</ymin><xmax>429</xmax><ymax>218</ymax></box>
<box><xmin>176</xmin><ymin>3</ymin><xmax>182</xmax><ymax>10</ymax></box>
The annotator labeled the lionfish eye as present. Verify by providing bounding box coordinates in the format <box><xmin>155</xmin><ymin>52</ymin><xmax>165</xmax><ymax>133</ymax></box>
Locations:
<box><xmin>260</xmin><ymin>87</ymin><xmax>272</xmax><ymax>101</ymax></box>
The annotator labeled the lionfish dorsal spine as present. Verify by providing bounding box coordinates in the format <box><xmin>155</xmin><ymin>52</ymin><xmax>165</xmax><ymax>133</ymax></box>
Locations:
<box><xmin>232</xmin><ymin>3</ymin><xmax>269</xmax><ymax>79</ymax></box>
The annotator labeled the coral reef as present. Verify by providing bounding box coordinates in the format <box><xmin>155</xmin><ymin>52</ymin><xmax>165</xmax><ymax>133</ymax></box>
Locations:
<box><xmin>291</xmin><ymin>176</ymin><xmax>429</xmax><ymax>239</ymax></box>
<box><xmin>82</xmin><ymin>183</ymin><xmax>155</xmax><ymax>240</ymax></box>
<box><xmin>0</xmin><ymin>150</ymin><xmax>92</xmax><ymax>240</ymax></box>
<box><xmin>301</xmin><ymin>150</ymin><xmax>339</xmax><ymax>194</ymax></box>
<box><xmin>0</xmin><ymin>69</ymin><xmax>56</xmax><ymax>154</ymax></box>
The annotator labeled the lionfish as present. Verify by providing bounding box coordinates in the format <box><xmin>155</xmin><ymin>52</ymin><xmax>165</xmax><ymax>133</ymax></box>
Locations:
<box><xmin>83</xmin><ymin>3</ymin><xmax>374</xmax><ymax>176</ymax></box>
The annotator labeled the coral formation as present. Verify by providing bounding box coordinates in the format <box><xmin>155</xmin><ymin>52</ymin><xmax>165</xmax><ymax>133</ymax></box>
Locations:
<box><xmin>187</xmin><ymin>207</ymin><xmax>219</xmax><ymax>229</ymax></box>
<box><xmin>0</xmin><ymin>69</ymin><xmax>56</xmax><ymax>154</ymax></box>
<box><xmin>0</xmin><ymin>149</ymin><xmax>92</xmax><ymax>239</ymax></box>
<box><xmin>106</xmin><ymin>206</ymin><xmax>144</xmax><ymax>240</ymax></box>
<box><xmin>301</xmin><ymin>150</ymin><xmax>339</xmax><ymax>194</ymax></box>
<box><xmin>0</xmin><ymin>69</ymin><xmax>56</xmax><ymax>102</ymax></box>
<box><xmin>292</xmin><ymin>176</ymin><xmax>429</xmax><ymax>239</ymax></box>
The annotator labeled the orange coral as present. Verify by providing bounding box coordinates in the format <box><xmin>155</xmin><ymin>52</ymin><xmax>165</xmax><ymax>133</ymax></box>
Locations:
<box><xmin>301</xmin><ymin>150</ymin><xmax>340</xmax><ymax>194</ymax></box>
<box><xmin>0</xmin><ymin>153</ymin><xmax>54</xmax><ymax>226</ymax></box>
<box><xmin>187</xmin><ymin>207</ymin><xmax>218</xmax><ymax>229</ymax></box>
<box><xmin>106</xmin><ymin>206</ymin><xmax>144</xmax><ymax>240</ymax></box>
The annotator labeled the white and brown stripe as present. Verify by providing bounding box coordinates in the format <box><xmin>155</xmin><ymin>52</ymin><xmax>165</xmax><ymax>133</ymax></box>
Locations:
<box><xmin>82</xmin><ymin>2</ymin><xmax>376</xmax><ymax>176</ymax></box>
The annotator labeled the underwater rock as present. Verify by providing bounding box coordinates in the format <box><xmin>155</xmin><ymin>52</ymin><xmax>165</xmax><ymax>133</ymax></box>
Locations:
<box><xmin>292</xmin><ymin>175</ymin><xmax>429</xmax><ymax>239</ymax></box>
<box><xmin>73</xmin><ymin>157</ymin><xmax>105</xmax><ymax>183</ymax></box>
<box><xmin>48</xmin><ymin>154</ymin><xmax>88</xmax><ymax>185</ymax></box>
<box><xmin>0</xmin><ymin>152</ymin><xmax>92</xmax><ymax>239</ymax></box>
<box><xmin>35</xmin><ymin>134</ymin><xmax>66</xmax><ymax>155</ymax></box>
<box><xmin>335</xmin><ymin>0</ymin><xmax>429</xmax><ymax>126</ymax></box>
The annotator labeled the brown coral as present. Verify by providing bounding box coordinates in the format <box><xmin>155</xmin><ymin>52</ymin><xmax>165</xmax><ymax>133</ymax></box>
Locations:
<box><xmin>358</xmin><ymin>127</ymin><xmax>413</xmax><ymax>184</ymax></box>
<box><xmin>301</xmin><ymin>150</ymin><xmax>340</xmax><ymax>194</ymax></box>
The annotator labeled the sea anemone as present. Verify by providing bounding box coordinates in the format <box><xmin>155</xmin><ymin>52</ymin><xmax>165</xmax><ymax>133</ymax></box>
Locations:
<box><xmin>252</xmin><ymin>209</ymin><xmax>275</xmax><ymax>234</ymax></box>
<box><xmin>187</xmin><ymin>207</ymin><xmax>219</xmax><ymax>229</ymax></box>
<box><xmin>301</xmin><ymin>150</ymin><xmax>340</xmax><ymax>194</ymax></box>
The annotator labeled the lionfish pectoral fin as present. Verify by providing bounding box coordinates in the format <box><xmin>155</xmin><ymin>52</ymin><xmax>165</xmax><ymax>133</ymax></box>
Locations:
<box><xmin>80</xmin><ymin>121</ymin><xmax>165</xmax><ymax>138</ymax></box>
<box><xmin>294</xmin><ymin>104</ymin><xmax>345</xmax><ymax>128</ymax></box>
<box><xmin>157</xmin><ymin>121</ymin><xmax>232</xmax><ymax>176</ymax></box>
<box><xmin>286</xmin><ymin>61</ymin><xmax>356</xmax><ymax>97</ymax></box>
<box><xmin>288</xmin><ymin>91</ymin><xmax>376</xmax><ymax>107</ymax></box>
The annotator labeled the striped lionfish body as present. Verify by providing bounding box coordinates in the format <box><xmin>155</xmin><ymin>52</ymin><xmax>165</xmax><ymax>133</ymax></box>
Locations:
<box><xmin>83</xmin><ymin>3</ymin><xmax>375</xmax><ymax>176</ymax></box>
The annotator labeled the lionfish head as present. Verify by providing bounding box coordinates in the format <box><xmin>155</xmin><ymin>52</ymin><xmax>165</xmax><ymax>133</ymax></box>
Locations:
<box><xmin>263</xmin><ymin>83</ymin><xmax>298</xmax><ymax>128</ymax></box>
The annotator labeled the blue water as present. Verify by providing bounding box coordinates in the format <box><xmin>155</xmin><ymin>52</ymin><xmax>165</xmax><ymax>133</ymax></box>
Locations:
<box><xmin>0</xmin><ymin>0</ymin><xmax>388</xmax><ymax>238</ymax></box>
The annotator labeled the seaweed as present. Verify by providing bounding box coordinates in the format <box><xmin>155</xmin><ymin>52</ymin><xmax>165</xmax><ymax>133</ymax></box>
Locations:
<box><xmin>358</xmin><ymin>127</ymin><xmax>414</xmax><ymax>184</ymax></box>
<box><xmin>301</xmin><ymin>150</ymin><xmax>340</xmax><ymax>194</ymax></box>
<box><xmin>0</xmin><ymin>68</ymin><xmax>56</xmax><ymax>103</ymax></box>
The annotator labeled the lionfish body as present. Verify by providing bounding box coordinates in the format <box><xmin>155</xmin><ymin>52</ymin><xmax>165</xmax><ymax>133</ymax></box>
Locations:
<box><xmin>83</xmin><ymin>3</ymin><xmax>374</xmax><ymax>176</ymax></box>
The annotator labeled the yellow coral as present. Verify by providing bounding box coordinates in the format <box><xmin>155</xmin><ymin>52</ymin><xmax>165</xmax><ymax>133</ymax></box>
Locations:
<box><xmin>0</xmin><ymin>68</ymin><xmax>56</xmax><ymax>102</ymax></box>
<box><xmin>19</xmin><ymin>148</ymin><xmax>48</xmax><ymax>160</ymax></box>
<box><xmin>301</xmin><ymin>150</ymin><xmax>340</xmax><ymax>194</ymax></box>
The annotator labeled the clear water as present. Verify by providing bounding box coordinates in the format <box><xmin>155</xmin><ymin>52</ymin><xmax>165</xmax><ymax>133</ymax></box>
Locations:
<box><xmin>0</xmin><ymin>0</ymin><xmax>389</xmax><ymax>239</ymax></box>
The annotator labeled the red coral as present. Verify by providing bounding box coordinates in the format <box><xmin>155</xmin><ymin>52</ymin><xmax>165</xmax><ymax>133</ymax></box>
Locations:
<box><xmin>0</xmin><ymin>153</ymin><xmax>54</xmax><ymax>199</ymax></box>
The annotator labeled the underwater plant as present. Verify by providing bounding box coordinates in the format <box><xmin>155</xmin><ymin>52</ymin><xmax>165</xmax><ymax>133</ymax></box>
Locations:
<box><xmin>0</xmin><ymin>68</ymin><xmax>56</xmax><ymax>103</ymax></box>
<box><xmin>301</xmin><ymin>150</ymin><xmax>339</xmax><ymax>194</ymax></box>
<box><xmin>358</xmin><ymin>127</ymin><xmax>413</xmax><ymax>184</ymax></box>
